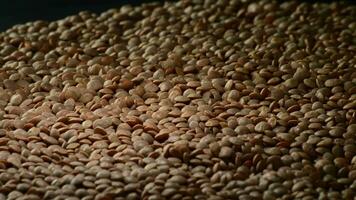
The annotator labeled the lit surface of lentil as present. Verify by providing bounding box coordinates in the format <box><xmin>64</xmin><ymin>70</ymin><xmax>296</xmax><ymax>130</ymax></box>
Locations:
<box><xmin>0</xmin><ymin>0</ymin><xmax>355</xmax><ymax>200</ymax></box>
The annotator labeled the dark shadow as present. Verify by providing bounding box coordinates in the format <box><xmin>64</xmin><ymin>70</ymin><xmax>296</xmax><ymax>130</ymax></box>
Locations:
<box><xmin>0</xmin><ymin>0</ymin><xmax>354</xmax><ymax>31</ymax></box>
<box><xmin>0</xmin><ymin>0</ymin><xmax>166</xmax><ymax>31</ymax></box>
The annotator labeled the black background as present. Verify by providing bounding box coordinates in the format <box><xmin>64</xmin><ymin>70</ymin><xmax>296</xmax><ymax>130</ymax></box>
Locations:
<box><xmin>0</xmin><ymin>0</ymin><xmax>355</xmax><ymax>31</ymax></box>
<box><xmin>0</xmin><ymin>0</ymin><xmax>160</xmax><ymax>31</ymax></box>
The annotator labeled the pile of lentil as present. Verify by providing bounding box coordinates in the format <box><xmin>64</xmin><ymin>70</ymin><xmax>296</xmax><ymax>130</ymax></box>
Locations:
<box><xmin>0</xmin><ymin>0</ymin><xmax>355</xmax><ymax>199</ymax></box>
